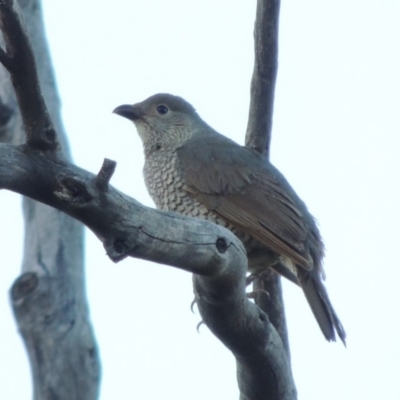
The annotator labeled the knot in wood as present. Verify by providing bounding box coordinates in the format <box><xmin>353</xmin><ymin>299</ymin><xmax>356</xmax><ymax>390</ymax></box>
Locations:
<box><xmin>11</xmin><ymin>272</ymin><xmax>38</xmax><ymax>300</ymax></box>
<box><xmin>56</xmin><ymin>177</ymin><xmax>93</xmax><ymax>204</ymax></box>
<box><xmin>113</xmin><ymin>239</ymin><xmax>128</xmax><ymax>254</ymax></box>
<box><xmin>216</xmin><ymin>237</ymin><xmax>228</xmax><ymax>254</ymax></box>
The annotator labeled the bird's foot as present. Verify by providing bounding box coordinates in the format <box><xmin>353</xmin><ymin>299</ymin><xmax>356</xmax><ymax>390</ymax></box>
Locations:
<box><xmin>246</xmin><ymin>272</ymin><xmax>263</xmax><ymax>286</ymax></box>
<box><xmin>190</xmin><ymin>298</ymin><xmax>197</xmax><ymax>313</ymax></box>
<box><xmin>196</xmin><ymin>320</ymin><xmax>204</xmax><ymax>332</ymax></box>
<box><xmin>246</xmin><ymin>273</ymin><xmax>271</xmax><ymax>298</ymax></box>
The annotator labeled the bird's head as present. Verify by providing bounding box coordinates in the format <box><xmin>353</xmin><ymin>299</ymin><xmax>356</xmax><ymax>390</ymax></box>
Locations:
<box><xmin>113</xmin><ymin>93</ymin><xmax>204</xmax><ymax>153</ymax></box>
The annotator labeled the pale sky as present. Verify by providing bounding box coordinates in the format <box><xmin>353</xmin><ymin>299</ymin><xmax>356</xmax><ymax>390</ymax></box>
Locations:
<box><xmin>1</xmin><ymin>1</ymin><xmax>399</xmax><ymax>399</ymax></box>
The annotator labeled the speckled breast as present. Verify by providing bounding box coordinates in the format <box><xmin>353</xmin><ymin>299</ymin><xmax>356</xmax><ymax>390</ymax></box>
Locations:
<box><xmin>143</xmin><ymin>149</ymin><xmax>246</xmax><ymax>235</ymax></box>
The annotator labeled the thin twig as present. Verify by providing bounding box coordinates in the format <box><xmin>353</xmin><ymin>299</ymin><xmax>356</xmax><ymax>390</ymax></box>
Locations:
<box><xmin>95</xmin><ymin>158</ymin><xmax>117</xmax><ymax>191</ymax></box>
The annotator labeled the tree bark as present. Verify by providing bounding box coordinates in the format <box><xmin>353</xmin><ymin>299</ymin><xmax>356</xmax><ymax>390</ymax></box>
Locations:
<box><xmin>0</xmin><ymin>1</ymin><xmax>100</xmax><ymax>399</ymax></box>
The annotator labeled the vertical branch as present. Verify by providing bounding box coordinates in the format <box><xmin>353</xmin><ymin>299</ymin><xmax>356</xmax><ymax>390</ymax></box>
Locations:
<box><xmin>245</xmin><ymin>0</ymin><xmax>292</xmax><ymax>358</ymax></box>
<box><xmin>245</xmin><ymin>0</ymin><xmax>280</xmax><ymax>157</ymax></box>
<box><xmin>254</xmin><ymin>270</ymin><xmax>291</xmax><ymax>358</ymax></box>
<box><xmin>0</xmin><ymin>0</ymin><xmax>58</xmax><ymax>151</ymax></box>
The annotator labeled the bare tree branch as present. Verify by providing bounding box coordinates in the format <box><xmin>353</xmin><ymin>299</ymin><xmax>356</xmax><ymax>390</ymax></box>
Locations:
<box><xmin>246</xmin><ymin>0</ymin><xmax>280</xmax><ymax>156</ymax></box>
<box><xmin>0</xmin><ymin>0</ymin><xmax>58</xmax><ymax>151</ymax></box>
<box><xmin>0</xmin><ymin>142</ymin><xmax>296</xmax><ymax>399</ymax></box>
<box><xmin>0</xmin><ymin>144</ymin><xmax>245</xmax><ymax>269</ymax></box>
<box><xmin>0</xmin><ymin>1</ymin><xmax>100</xmax><ymax>399</ymax></box>
<box><xmin>253</xmin><ymin>270</ymin><xmax>291</xmax><ymax>359</ymax></box>
<box><xmin>244</xmin><ymin>0</ymin><xmax>292</xmax><ymax>362</ymax></box>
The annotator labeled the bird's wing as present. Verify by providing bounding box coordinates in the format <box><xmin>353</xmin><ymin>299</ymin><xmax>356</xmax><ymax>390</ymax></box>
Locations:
<box><xmin>177</xmin><ymin>134</ymin><xmax>314</xmax><ymax>270</ymax></box>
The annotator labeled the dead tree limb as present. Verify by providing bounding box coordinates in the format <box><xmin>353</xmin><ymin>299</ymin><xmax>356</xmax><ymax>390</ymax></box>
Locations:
<box><xmin>244</xmin><ymin>0</ymin><xmax>292</xmax><ymax>359</ymax></box>
<box><xmin>246</xmin><ymin>0</ymin><xmax>280</xmax><ymax>157</ymax></box>
<box><xmin>0</xmin><ymin>141</ymin><xmax>296</xmax><ymax>399</ymax></box>
<box><xmin>0</xmin><ymin>1</ymin><xmax>100</xmax><ymax>399</ymax></box>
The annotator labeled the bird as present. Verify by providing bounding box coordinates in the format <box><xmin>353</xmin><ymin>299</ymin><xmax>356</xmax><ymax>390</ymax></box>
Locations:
<box><xmin>113</xmin><ymin>93</ymin><xmax>346</xmax><ymax>344</ymax></box>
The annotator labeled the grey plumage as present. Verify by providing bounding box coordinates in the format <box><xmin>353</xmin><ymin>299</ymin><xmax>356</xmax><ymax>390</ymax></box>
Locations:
<box><xmin>113</xmin><ymin>93</ymin><xmax>346</xmax><ymax>344</ymax></box>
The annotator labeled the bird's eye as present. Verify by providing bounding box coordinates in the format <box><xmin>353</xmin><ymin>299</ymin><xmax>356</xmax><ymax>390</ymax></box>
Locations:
<box><xmin>157</xmin><ymin>105</ymin><xmax>169</xmax><ymax>115</ymax></box>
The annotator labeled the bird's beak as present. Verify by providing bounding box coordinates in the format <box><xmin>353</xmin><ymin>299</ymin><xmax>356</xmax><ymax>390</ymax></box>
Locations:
<box><xmin>113</xmin><ymin>104</ymin><xmax>143</xmax><ymax>121</ymax></box>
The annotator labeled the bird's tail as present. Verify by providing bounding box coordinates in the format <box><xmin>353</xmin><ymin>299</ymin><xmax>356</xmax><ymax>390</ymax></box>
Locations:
<box><xmin>298</xmin><ymin>269</ymin><xmax>346</xmax><ymax>345</ymax></box>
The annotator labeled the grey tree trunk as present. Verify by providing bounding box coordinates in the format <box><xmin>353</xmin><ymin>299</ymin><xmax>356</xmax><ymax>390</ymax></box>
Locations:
<box><xmin>0</xmin><ymin>1</ymin><xmax>100</xmax><ymax>399</ymax></box>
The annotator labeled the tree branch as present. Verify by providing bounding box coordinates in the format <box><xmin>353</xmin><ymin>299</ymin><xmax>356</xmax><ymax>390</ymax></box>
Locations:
<box><xmin>0</xmin><ymin>1</ymin><xmax>100</xmax><ymax>399</ymax></box>
<box><xmin>0</xmin><ymin>143</ymin><xmax>296</xmax><ymax>399</ymax></box>
<box><xmin>0</xmin><ymin>0</ymin><xmax>58</xmax><ymax>151</ymax></box>
<box><xmin>246</xmin><ymin>0</ymin><xmax>280</xmax><ymax>157</ymax></box>
<box><xmin>0</xmin><ymin>142</ymin><xmax>249</xmax><ymax>273</ymax></box>
<box><xmin>243</xmin><ymin>0</ymin><xmax>293</xmax><ymax>361</ymax></box>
